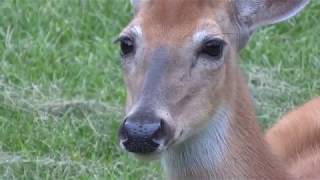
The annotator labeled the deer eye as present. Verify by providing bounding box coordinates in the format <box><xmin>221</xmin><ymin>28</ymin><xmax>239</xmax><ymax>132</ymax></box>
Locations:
<box><xmin>119</xmin><ymin>36</ymin><xmax>135</xmax><ymax>57</ymax></box>
<box><xmin>199</xmin><ymin>39</ymin><xmax>225</xmax><ymax>59</ymax></box>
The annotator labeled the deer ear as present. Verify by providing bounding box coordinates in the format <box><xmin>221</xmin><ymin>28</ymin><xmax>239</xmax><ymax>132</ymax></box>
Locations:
<box><xmin>234</xmin><ymin>0</ymin><xmax>310</xmax><ymax>31</ymax></box>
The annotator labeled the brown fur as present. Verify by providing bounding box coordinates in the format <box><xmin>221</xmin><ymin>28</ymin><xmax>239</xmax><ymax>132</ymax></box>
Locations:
<box><xmin>138</xmin><ymin>0</ymin><xmax>227</xmax><ymax>47</ymax></box>
<box><xmin>266</xmin><ymin>97</ymin><xmax>320</xmax><ymax>179</ymax></box>
<box><xmin>119</xmin><ymin>0</ymin><xmax>316</xmax><ymax>179</ymax></box>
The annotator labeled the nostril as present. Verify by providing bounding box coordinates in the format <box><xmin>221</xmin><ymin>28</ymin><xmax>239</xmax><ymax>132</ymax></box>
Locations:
<box><xmin>151</xmin><ymin>119</ymin><xmax>167</xmax><ymax>143</ymax></box>
<box><xmin>119</xmin><ymin>118</ymin><xmax>129</xmax><ymax>142</ymax></box>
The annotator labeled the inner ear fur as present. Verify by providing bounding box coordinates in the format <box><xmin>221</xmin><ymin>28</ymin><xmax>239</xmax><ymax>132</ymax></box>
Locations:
<box><xmin>234</xmin><ymin>0</ymin><xmax>310</xmax><ymax>31</ymax></box>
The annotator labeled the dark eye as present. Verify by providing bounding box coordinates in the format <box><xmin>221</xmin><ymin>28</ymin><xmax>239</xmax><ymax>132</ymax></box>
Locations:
<box><xmin>200</xmin><ymin>39</ymin><xmax>225</xmax><ymax>59</ymax></box>
<box><xmin>119</xmin><ymin>36</ymin><xmax>135</xmax><ymax>57</ymax></box>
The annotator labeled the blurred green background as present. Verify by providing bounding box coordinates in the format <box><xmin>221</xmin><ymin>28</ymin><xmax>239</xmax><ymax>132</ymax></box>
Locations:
<box><xmin>0</xmin><ymin>0</ymin><xmax>319</xmax><ymax>179</ymax></box>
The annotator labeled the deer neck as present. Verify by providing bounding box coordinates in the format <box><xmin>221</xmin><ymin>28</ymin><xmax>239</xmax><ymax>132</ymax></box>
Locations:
<box><xmin>161</xmin><ymin>74</ymin><xmax>290</xmax><ymax>180</ymax></box>
<box><xmin>161</xmin><ymin>106</ymin><xmax>232</xmax><ymax>180</ymax></box>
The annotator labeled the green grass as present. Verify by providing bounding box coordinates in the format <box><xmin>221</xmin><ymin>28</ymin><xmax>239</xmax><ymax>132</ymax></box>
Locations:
<box><xmin>0</xmin><ymin>0</ymin><xmax>319</xmax><ymax>179</ymax></box>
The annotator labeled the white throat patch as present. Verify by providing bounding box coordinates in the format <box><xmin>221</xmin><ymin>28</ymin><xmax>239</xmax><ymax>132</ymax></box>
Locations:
<box><xmin>162</xmin><ymin>106</ymin><xmax>231</xmax><ymax>178</ymax></box>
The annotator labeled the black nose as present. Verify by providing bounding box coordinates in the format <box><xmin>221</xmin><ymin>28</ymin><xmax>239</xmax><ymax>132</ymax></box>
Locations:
<box><xmin>119</xmin><ymin>114</ymin><xmax>168</xmax><ymax>154</ymax></box>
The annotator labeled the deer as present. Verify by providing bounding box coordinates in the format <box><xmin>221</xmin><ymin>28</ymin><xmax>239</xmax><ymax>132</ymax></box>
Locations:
<box><xmin>116</xmin><ymin>0</ymin><xmax>319</xmax><ymax>179</ymax></box>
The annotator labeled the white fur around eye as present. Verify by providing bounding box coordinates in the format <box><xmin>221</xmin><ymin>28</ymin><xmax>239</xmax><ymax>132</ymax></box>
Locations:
<box><xmin>132</xmin><ymin>25</ymin><xmax>143</xmax><ymax>38</ymax></box>
<box><xmin>193</xmin><ymin>30</ymin><xmax>208</xmax><ymax>44</ymax></box>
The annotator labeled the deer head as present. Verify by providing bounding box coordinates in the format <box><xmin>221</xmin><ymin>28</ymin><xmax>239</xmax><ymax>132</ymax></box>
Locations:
<box><xmin>117</xmin><ymin>0</ymin><xmax>309</xmax><ymax>158</ymax></box>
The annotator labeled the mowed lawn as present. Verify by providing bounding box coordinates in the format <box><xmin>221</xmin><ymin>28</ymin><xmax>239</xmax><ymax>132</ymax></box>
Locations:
<box><xmin>0</xmin><ymin>0</ymin><xmax>319</xmax><ymax>179</ymax></box>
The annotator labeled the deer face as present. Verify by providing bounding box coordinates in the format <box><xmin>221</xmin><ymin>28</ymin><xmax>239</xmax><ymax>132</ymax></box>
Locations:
<box><xmin>117</xmin><ymin>0</ymin><xmax>309</xmax><ymax>158</ymax></box>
